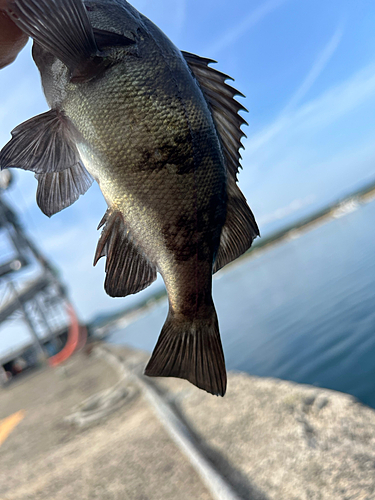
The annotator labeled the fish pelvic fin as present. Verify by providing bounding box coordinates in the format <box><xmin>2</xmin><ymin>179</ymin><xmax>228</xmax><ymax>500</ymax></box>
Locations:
<box><xmin>145</xmin><ymin>309</ymin><xmax>227</xmax><ymax>397</ymax></box>
<box><xmin>36</xmin><ymin>161</ymin><xmax>93</xmax><ymax>217</ymax></box>
<box><xmin>0</xmin><ymin>109</ymin><xmax>93</xmax><ymax>216</ymax></box>
<box><xmin>94</xmin><ymin>210</ymin><xmax>157</xmax><ymax>297</ymax></box>
<box><xmin>0</xmin><ymin>110</ymin><xmax>80</xmax><ymax>174</ymax></box>
<box><xmin>6</xmin><ymin>0</ymin><xmax>134</xmax><ymax>82</ymax></box>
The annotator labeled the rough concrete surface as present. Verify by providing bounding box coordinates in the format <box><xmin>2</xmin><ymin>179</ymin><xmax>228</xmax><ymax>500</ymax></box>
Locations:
<box><xmin>0</xmin><ymin>350</ymin><xmax>211</xmax><ymax>500</ymax></box>
<box><xmin>1</xmin><ymin>345</ymin><xmax>375</xmax><ymax>500</ymax></box>
<box><xmin>167</xmin><ymin>374</ymin><xmax>375</xmax><ymax>500</ymax></box>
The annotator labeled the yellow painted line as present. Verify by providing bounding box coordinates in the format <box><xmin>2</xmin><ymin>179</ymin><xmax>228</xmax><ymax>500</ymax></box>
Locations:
<box><xmin>0</xmin><ymin>410</ymin><xmax>25</xmax><ymax>447</ymax></box>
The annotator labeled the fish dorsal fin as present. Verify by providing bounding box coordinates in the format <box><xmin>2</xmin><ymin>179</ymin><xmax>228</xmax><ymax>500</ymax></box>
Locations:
<box><xmin>182</xmin><ymin>52</ymin><xmax>259</xmax><ymax>270</ymax></box>
<box><xmin>94</xmin><ymin>210</ymin><xmax>157</xmax><ymax>297</ymax></box>
<box><xmin>213</xmin><ymin>179</ymin><xmax>259</xmax><ymax>273</ymax></box>
<box><xmin>182</xmin><ymin>51</ymin><xmax>247</xmax><ymax>182</ymax></box>
<box><xmin>36</xmin><ymin>162</ymin><xmax>93</xmax><ymax>217</ymax></box>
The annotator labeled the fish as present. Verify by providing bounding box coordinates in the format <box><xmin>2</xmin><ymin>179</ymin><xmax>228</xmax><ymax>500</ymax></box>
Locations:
<box><xmin>0</xmin><ymin>0</ymin><xmax>259</xmax><ymax>396</ymax></box>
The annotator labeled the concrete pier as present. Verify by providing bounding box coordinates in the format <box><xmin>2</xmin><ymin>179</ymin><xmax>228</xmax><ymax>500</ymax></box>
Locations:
<box><xmin>1</xmin><ymin>344</ymin><xmax>375</xmax><ymax>500</ymax></box>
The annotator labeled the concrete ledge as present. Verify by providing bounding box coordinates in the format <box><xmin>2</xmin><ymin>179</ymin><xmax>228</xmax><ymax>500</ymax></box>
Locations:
<box><xmin>1</xmin><ymin>344</ymin><xmax>374</xmax><ymax>500</ymax></box>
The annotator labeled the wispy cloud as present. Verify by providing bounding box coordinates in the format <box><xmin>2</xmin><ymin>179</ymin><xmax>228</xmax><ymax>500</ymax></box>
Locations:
<box><xmin>246</xmin><ymin>22</ymin><xmax>345</xmax><ymax>157</ymax></box>
<box><xmin>174</xmin><ymin>0</ymin><xmax>188</xmax><ymax>37</ymax></box>
<box><xmin>203</xmin><ymin>0</ymin><xmax>291</xmax><ymax>57</ymax></box>
<box><xmin>132</xmin><ymin>0</ymin><xmax>187</xmax><ymax>42</ymax></box>
<box><xmin>245</xmin><ymin>61</ymin><xmax>375</xmax><ymax>160</ymax></box>
<box><xmin>257</xmin><ymin>195</ymin><xmax>316</xmax><ymax>225</ymax></box>
<box><xmin>240</xmin><ymin>59</ymin><xmax>375</xmax><ymax>229</ymax></box>
<box><xmin>284</xmin><ymin>20</ymin><xmax>345</xmax><ymax>113</ymax></box>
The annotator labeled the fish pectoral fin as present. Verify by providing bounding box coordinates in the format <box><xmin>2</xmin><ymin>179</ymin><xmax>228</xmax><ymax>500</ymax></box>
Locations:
<box><xmin>145</xmin><ymin>309</ymin><xmax>227</xmax><ymax>397</ymax></box>
<box><xmin>182</xmin><ymin>51</ymin><xmax>247</xmax><ymax>182</ymax></box>
<box><xmin>6</xmin><ymin>0</ymin><xmax>108</xmax><ymax>82</ymax></box>
<box><xmin>213</xmin><ymin>179</ymin><xmax>259</xmax><ymax>273</ymax></box>
<box><xmin>94</xmin><ymin>210</ymin><xmax>157</xmax><ymax>297</ymax></box>
<box><xmin>36</xmin><ymin>162</ymin><xmax>93</xmax><ymax>217</ymax></box>
<box><xmin>93</xmin><ymin>28</ymin><xmax>136</xmax><ymax>51</ymax></box>
<box><xmin>0</xmin><ymin>110</ymin><xmax>81</xmax><ymax>174</ymax></box>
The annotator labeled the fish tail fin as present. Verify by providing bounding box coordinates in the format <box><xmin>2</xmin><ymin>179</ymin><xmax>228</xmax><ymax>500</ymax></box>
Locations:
<box><xmin>145</xmin><ymin>309</ymin><xmax>227</xmax><ymax>396</ymax></box>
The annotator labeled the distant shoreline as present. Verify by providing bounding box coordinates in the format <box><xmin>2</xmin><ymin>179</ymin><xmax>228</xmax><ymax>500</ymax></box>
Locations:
<box><xmin>90</xmin><ymin>178</ymin><xmax>375</xmax><ymax>335</ymax></box>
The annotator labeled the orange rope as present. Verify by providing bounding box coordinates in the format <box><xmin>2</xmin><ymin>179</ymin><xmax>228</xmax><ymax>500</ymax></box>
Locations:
<box><xmin>48</xmin><ymin>303</ymin><xmax>80</xmax><ymax>367</ymax></box>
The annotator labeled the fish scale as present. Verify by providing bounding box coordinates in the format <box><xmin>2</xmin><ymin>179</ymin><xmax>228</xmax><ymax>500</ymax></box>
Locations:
<box><xmin>0</xmin><ymin>0</ymin><xmax>259</xmax><ymax>396</ymax></box>
<box><xmin>66</xmin><ymin>52</ymin><xmax>224</xmax><ymax>264</ymax></box>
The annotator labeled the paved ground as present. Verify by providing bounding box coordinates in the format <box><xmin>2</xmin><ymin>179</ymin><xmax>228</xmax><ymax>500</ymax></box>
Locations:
<box><xmin>1</xmin><ymin>344</ymin><xmax>375</xmax><ymax>500</ymax></box>
<box><xmin>0</xmin><ymin>347</ymin><xmax>212</xmax><ymax>500</ymax></box>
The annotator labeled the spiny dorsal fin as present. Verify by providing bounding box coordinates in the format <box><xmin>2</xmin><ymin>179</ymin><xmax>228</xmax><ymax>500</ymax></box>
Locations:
<box><xmin>213</xmin><ymin>179</ymin><xmax>259</xmax><ymax>273</ymax></box>
<box><xmin>36</xmin><ymin>162</ymin><xmax>93</xmax><ymax>217</ymax></box>
<box><xmin>94</xmin><ymin>210</ymin><xmax>157</xmax><ymax>297</ymax></box>
<box><xmin>182</xmin><ymin>51</ymin><xmax>248</xmax><ymax>182</ymax></box>
<box><xmin>182</xmin><ymin>52</ymin><xmax>259</xmax><ymax>270</ymax></box>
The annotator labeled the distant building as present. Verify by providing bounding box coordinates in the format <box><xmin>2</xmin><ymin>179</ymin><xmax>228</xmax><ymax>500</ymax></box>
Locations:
<box><xmin>0</xmin><ymin>170</ymin><xmax>70</xmax><ymax>381</ymax></box>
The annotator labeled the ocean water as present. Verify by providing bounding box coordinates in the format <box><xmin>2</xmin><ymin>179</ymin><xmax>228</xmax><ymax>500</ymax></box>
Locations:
<box><xmin>108</xmin><ymin>198</ymin><xmax>375</xmax><ymax>408</ymax></box>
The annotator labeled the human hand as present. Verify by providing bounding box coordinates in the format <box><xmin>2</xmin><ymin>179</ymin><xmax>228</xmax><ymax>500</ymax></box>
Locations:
<box><xmin>0</xmin><ymin>0</ymin><xmax>28</xmax><ymax>69</ymax></box>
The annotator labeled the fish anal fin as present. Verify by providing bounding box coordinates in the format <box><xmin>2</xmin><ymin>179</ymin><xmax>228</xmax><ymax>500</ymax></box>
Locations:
<box><xmin>0</xmin><ymin>109</ymin><xmax>80</xmax><ymax>174</ymax></box>
<box><xmin>213</xmin><ymin>180</ymin><xmax>259</xmax><ymax>273</ymax></box>
<box><xmin>145</xmin><ymin>309</ymin><xmax>227</xmax><ymax>396</ymax></box>
<box><xmin>36</xmin><ymin>161</ymin><xmax>93</xmax><ymax>217</ymax></box>
<box><xmin>94</xmin><ymin>210</ymin><xmax>157</xmax><ymax>297</ymax></box>
<box><xmin>182</xmin><ymin>51</ymin><xmax>247</xmax><ymax>182</ymax></box>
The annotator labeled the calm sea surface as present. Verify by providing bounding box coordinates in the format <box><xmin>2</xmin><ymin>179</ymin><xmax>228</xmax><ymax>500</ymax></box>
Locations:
<box><xmin>108</xmin><ymin>198</ymin><xmax>375</xmax><ymax>408</ymax></box>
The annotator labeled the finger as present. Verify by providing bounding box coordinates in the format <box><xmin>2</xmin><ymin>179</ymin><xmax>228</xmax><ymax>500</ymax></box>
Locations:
<box><xmin>0</xmin><ymin>10</ymin><xmax>28</xmax><ymax>68</ymax></box>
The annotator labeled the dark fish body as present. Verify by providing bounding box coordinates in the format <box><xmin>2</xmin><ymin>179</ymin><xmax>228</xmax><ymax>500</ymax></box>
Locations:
<box><xmin>0</xmin><ymin>0</ymin><xmax>259</xmax><ymax>395</ymax></box>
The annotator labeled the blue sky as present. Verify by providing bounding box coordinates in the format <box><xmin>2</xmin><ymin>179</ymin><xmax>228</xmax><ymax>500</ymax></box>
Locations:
<box><xmin>1</xmin><ymin>0</ymin><xmax>375</xmax><ymax>327</ymax></box>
